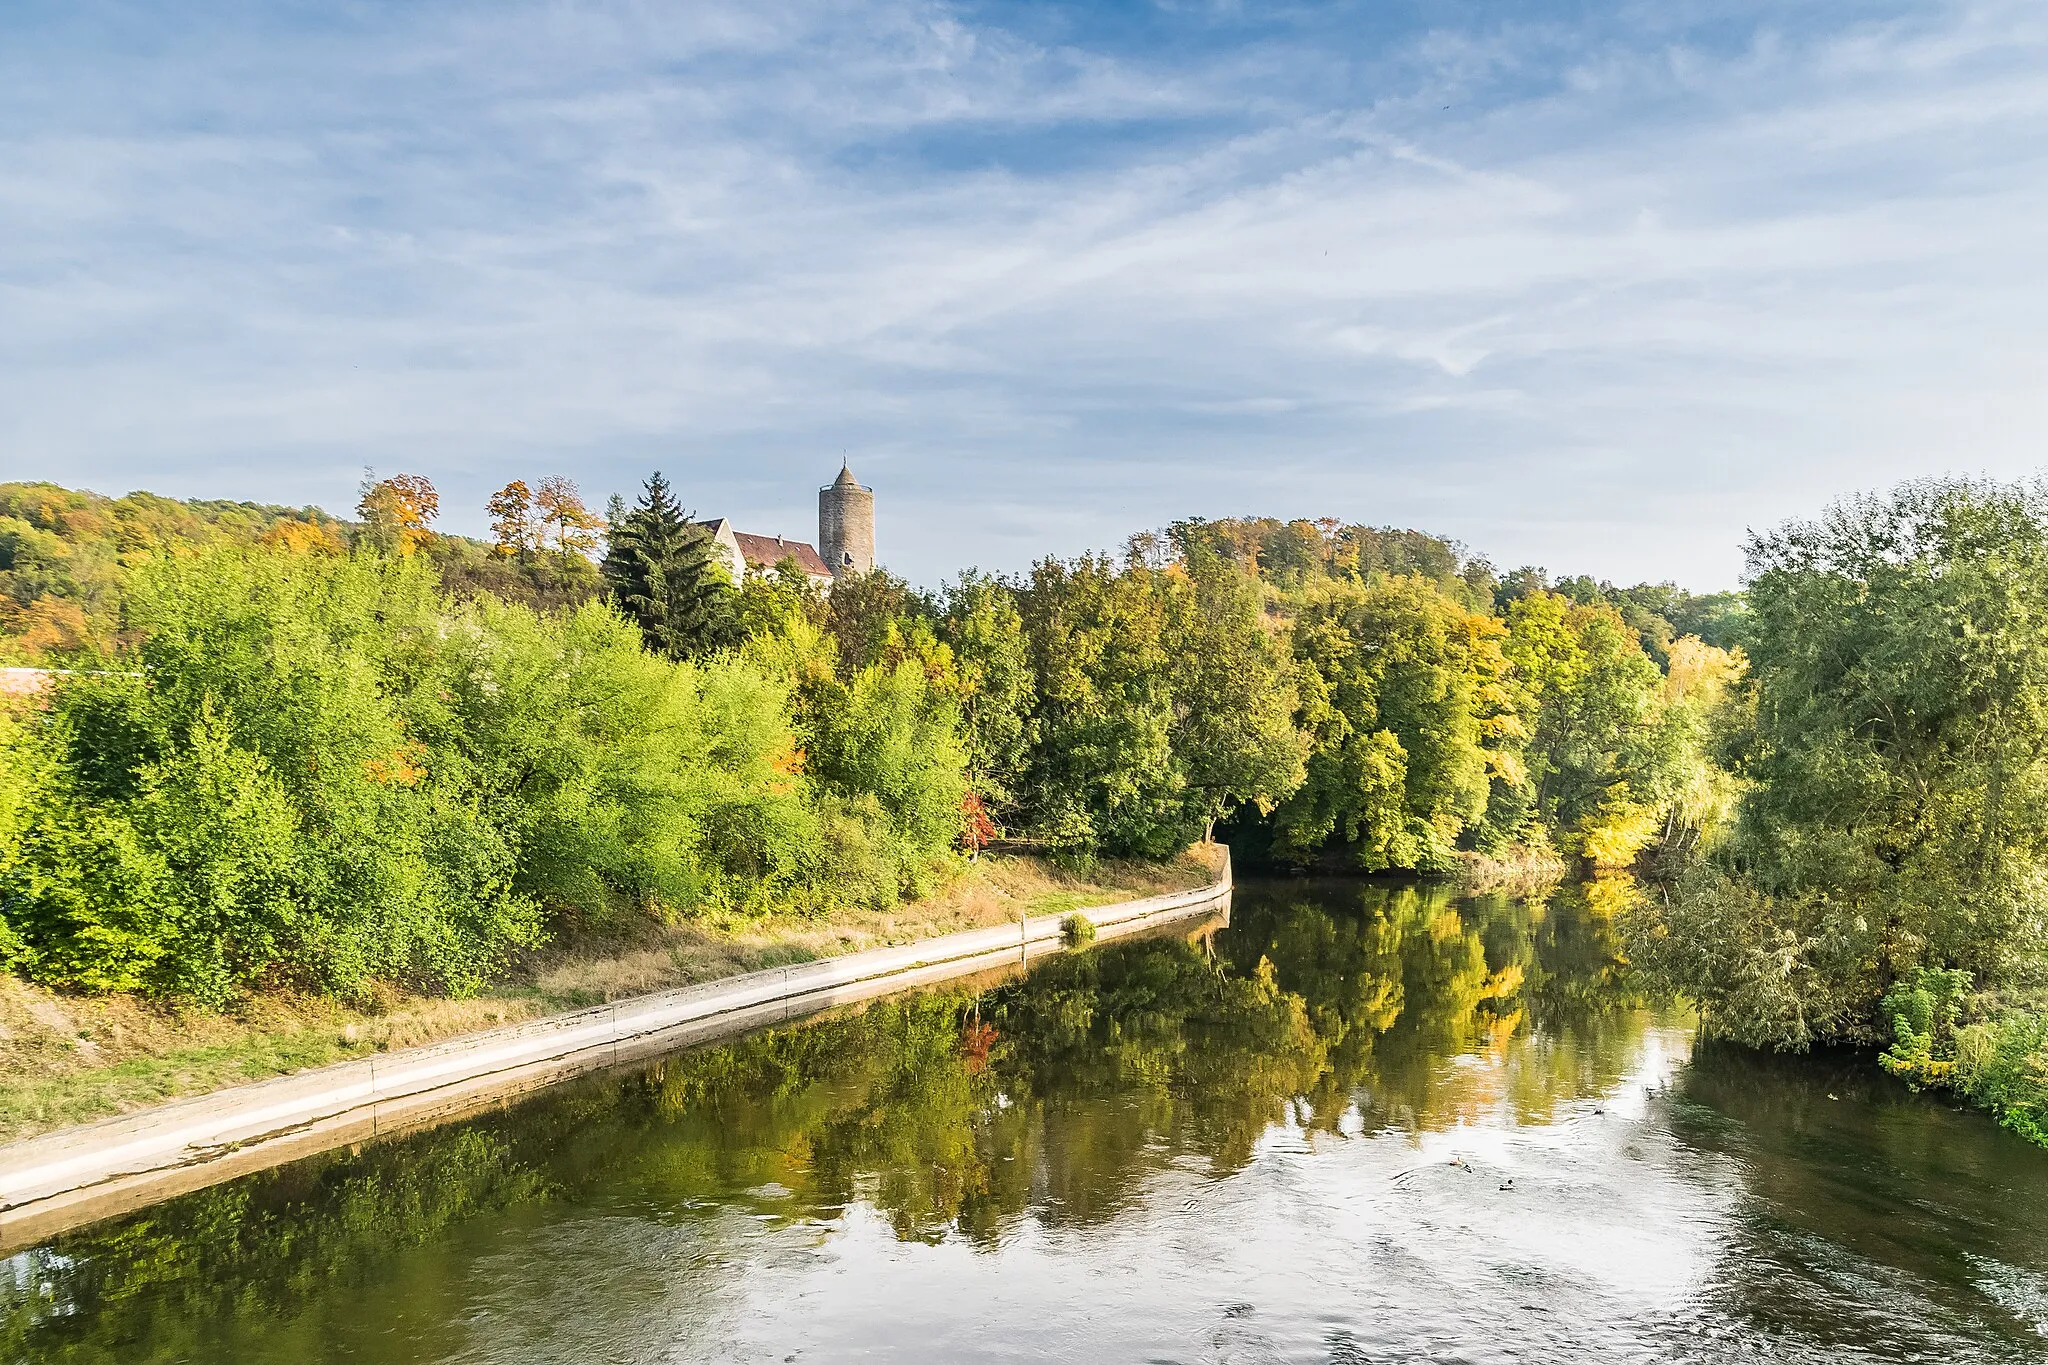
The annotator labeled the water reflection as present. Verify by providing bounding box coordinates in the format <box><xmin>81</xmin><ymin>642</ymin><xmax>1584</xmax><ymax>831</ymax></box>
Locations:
<box><xmin>5</xmin><ymin>876</ymin><xmax>2048</xmax><ymax>1363</ymax></box>
<box><xmin>1219</xmin><ymin>878</ymin><xmax>1658</xmax><ymax>1138</ymax></box>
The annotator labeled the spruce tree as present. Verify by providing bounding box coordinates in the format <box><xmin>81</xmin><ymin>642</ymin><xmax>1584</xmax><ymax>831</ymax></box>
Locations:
<box><xmin>601</xmin><ymin>472</ymin><xmax>734</xmax><ymax>658</ymax></box>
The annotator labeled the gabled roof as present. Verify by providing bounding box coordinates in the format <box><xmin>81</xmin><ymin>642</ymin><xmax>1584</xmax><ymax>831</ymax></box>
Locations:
<box><xmin>734</xmin><ymin>531</ymin><xmax>832</xmax><ymax>578</ymax></box>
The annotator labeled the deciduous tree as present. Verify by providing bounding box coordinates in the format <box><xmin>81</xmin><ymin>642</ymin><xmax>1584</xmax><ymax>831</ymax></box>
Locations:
<box><xmin>356</xmin><ymin>472</ymin><xmax>439</xmax><ymax>556</ymax></box>
<box><xmin>936</xmin><ymin>571</ymin><xmax>1033</xmax><ymax>818</ymax></box>
<box><xmin>533</xmin><ymin>476</ymin><xmax>604</xmax><ymax>566</ymax></box>
<box><xmin>1160</xmin><ymin>546</ymin><xmax>1308</xmax><ymax>841</ymax></box>
<box><xmin>1269</xmin><ymin>576</ymin><xmax>1515</xmax><ymax>871</ymax></box>
<box><xmin>1013</xmin><ymin>555</ymin><xmax>1193</xmax><ymax>858</ymax></box>
<box><xmin>1502</xmin><ymin>591</ymin><xmax>1666</xmax><ymax>863</ymax></box>
<box><xmin>486</xmin><ymin>480</ymin><xmax>540</xmax><ymax>560</ymax></box>
<box><xmin>1643</xmin><ymin>477</ymin><xmax>2048</xmax><ymax>1050</ymax></box>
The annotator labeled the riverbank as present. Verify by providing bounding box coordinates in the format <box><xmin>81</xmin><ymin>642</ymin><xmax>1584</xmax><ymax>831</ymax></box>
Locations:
<box><xmin>0</xmin><ymin>847</ymin><xmax>1231</xmax><ymax>1250</ymax></box>
<box><xmin>0</xmin><ymin>849</ymin><xmax>1218</xmax><ymax>1145</ymax></box>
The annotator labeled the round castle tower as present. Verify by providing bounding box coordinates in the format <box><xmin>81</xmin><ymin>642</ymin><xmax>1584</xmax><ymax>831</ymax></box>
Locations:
<box><xmin>817</xmin><ymin>462</ymin><xmax>874</xmax><ymax>578</ymax></box>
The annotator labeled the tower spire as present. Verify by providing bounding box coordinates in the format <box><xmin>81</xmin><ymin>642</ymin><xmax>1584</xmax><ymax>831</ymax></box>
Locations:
<box><xmin>819</xmin><ymin>460</ymin><xmax>874</xmax><ymax>576</ymax></box>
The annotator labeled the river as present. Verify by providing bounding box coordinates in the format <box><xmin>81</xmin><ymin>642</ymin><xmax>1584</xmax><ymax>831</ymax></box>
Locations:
<box><xmin>7</xmin><ymin>875</ymin><xmax>2048</xmax><ymax>1363</ymax></box>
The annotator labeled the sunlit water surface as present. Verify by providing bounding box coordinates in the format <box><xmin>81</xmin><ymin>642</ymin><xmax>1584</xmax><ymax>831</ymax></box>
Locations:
<box><xmin>8</xmin><ymin>876</ymin><xmax>2048</xmax><ymax>1363</ymax></box>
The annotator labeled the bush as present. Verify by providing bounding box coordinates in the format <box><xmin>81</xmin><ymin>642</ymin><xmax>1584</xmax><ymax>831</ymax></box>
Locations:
<box><xmin>1876</xmin><ymin>969</ymin><xmax>2048</xmax><ymax>1147</ymax></box>
<box><xmin>1956</xmin><ymin>1013</ymin><xmax>2048</xmax><ymax>1147</ymax></box>
<box><xmin>1</xmin><ymin>550</ymin><xmax>544</xmax><ymax>1002</ymax></box>
<box><xmin>0</xmin><ymin>545</ymin><xmax>978</xmax><ymax>1004</ymax></box>
<box><xmin>423</xmin><ymin>597</ymin><xmax>822</xmax><ymax>919</ymax></box>
<box><xmin>1877</xmin><ymin>967</ymin><xmax>1974</xmax><ymax>1087</ymax></box>
<box><xmin>757</xmin><ymin>612</ymin><xmax>969</xmax><ymax>904</ymax></box>
<box><xmin>1628</xmin><ymin>863</ymin><xmax>1881</xmax><ymax>1050</ymax></box>
<box><xmin>1060</xmin><ymin>913</ymin><xmax>1097</xmax><ymax>950</ymax></box>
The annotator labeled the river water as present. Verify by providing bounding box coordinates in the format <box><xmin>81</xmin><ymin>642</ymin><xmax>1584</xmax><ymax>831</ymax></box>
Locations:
<box><xmin>8</xmin><ymin>876</ymin><xmax>2048</xmax><ymax>1363</ymax></box>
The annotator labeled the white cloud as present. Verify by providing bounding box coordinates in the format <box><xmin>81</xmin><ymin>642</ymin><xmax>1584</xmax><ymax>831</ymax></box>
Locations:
<box><xmin>0</xmin><ymin>0</ymin><xmax>2044</xmax><ymax>588</ymax></box>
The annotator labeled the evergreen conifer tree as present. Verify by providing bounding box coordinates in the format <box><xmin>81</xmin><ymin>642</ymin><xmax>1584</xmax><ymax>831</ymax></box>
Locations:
<box><xmin>601</xmin><ymin>472</ymin><xmax>734</xmax><ymax>658</ymax></box>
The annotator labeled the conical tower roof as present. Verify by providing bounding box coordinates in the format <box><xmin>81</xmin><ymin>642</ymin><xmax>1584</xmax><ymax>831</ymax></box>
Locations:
<box><xmin>831</xmin><ymin>462</ymin><xmax>862</xmax><ymax>490</ymax></box>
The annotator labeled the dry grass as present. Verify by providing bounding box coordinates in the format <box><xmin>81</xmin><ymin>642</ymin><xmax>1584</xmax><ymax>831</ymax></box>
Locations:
<box><xmin>0</xmin><ymin>848</ymin><xmax>1221</xmax><ymax>1144</ymax></box>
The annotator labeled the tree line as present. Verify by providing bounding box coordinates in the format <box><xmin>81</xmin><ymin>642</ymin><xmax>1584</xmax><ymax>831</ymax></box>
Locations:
<box><xmin>589</xmin><ymin>488</ymin><xmax>1746</xmax><ymax>875</ymax></box>
<box><xmin>13</xmin><ymin>469</ymin><xmax>2046</xmax><ymax>1145</ymax></box>
<box><xmin>0</xmin><ymin>472</ymin><xmax>1742</xmax><ymax>1011</ymax></box>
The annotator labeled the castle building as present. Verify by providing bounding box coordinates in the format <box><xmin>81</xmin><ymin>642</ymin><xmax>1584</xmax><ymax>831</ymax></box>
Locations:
<box><xmin>697</xmin><ymin>520</ymin><xmax>834</xmax><ymax>588</ymax></box>
<box><xmin>819</xmin><ymin>463</ymin><xmax>874</xmax><ymax>577</ymax></box>
<box><xmin>697</xmin><ymin>461</ymin><xmax>874</xmax><ymax>588</ymax></box>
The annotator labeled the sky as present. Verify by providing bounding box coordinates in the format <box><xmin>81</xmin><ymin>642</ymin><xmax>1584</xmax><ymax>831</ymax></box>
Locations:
<box><xmin>3</xmin><ymin>0</ymin><xmax>2045</xmax><ymax>591</ymax></box>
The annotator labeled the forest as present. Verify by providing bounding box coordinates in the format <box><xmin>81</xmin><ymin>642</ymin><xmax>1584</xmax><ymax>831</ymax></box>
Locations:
<box><xmin>2</xmin><ymin>472</ymin><xmax>2045</xmax><ymax>1143</ymax></box>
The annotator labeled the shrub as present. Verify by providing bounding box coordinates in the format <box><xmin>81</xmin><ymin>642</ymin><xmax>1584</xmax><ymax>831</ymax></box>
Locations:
<box><xmin>0</xmin><ymin>541</ymin><xmax>984</xmax><ymax>1003</ymax></box>
<box><xmin>423</xmin><ymin>597</ymin><xmax>821</xmax><ymax>919</ymax></box>
<box><xmin>0</xmin><ymin>550</ymin><xmax>547</xmax><ymax>1002</ymax></box>
<box><xmin>1871</xmin><ymin>968</ymin><xmax>2048</xmax><ymax>1147</ymax></box>
<box><xmin>1957</xmin><ymin>1013</ymin><xmax>2048</xmax><ymax>1147</ymax></box>
<box><xmin>1877</xmin><ymin>967</ymin><xmax>1974</xmax><ymax>1087</ymax></box>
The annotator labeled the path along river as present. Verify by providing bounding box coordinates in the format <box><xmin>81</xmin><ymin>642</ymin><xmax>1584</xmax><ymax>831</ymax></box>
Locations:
<box><xmin>8</xmin><ymin>876</ymin><xmax>2048</xmax><ymax>1363</ymax></box>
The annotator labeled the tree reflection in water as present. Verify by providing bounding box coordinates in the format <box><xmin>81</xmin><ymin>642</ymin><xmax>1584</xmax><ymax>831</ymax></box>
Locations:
<box><xmin>2</xmin><ymin>875</ymin><xmax>1655</xmax><ymax>1360</ymax></box>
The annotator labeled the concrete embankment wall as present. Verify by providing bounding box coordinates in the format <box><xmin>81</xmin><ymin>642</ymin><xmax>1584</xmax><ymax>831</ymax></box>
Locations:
<box><xmin>0</xmin><ymin>853</ymin><xmax>1230</xmax><ymax>1251</ymax></box>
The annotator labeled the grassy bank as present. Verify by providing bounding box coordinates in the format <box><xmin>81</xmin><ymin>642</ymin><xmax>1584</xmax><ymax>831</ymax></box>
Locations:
<box><xmin>0</xmin><ymin>849</ymin><xmax>1220</xmax><ymax>1145</ymax></box>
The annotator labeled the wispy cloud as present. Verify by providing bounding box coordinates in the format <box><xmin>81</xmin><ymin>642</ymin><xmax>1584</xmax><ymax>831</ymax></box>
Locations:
<box><xmin>1</xmin><ymin>0</ymin><xmax>2043</xmax><ymax>587</ymax></box>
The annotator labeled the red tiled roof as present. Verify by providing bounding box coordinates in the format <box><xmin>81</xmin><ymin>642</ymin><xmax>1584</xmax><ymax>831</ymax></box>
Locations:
<box><xmin>733</xmin><ymin>532</ymin><xmax>831</xmax><ymax>578</ymax></box>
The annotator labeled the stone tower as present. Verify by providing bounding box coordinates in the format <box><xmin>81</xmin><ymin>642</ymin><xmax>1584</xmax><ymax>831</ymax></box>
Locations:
<box><xmin>818</xmin><ymin>462</ymin><xmax>874</xmax><ymax>578</ymax></box>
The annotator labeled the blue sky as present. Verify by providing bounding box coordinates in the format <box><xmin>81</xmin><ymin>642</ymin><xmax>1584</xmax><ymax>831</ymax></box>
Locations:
<box><xmin>3</xmin><ymin>0</ymin><xmax>2044</xmax><ymax>589</ymax></box>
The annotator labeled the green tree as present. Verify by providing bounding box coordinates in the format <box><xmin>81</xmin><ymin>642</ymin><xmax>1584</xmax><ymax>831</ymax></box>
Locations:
<box><xmin>1268</xmin><ymin>576</ymin><xmax>1517</xmax><ymax>871</ymax></box>
<box><xmin>1643</xmin><ymin>477</ymin><xmax>2048</xmax><ymax>1050</ymax></box>
<box><xmin>805</xmin><ymin>657</ymin><xmax>970</xmax><ymax>898</ymax></box>
<box><xmin>745</xmin><ymin>611</ymin><xmax>971</xmax><ymax>904</ymax></box>
<box><xmin>2</xmin><ymin>549</ymin><xmax>540</xmax><ymax>1002</ymax></box>
<box><xmin>1160</xmin><ymin>546</ymin><xmax>1307</xmax><ymax>840</ymax></box>
<box><xmin>1015</xmin><ymin>555</ymin><xmax>1186</xmax><ymax>858</ymax></box>
<box><xmin>733</xmin><ymin>559</ymin><xmax>827</xmax><ymax>643</ymax></box>
<box><xmin>935</xmin><ymin>571</ymin><xmax>1034</xmax><ymax>816</ymax></box>
<box><xmin>1502</xmin><ymin>592</ymin><xmax>1667</xmax><ymax>864</ymax></box>
<box><xmin>600</xmin><ymin>472</ymin><xmax>733</xmax><ymax>659</ymax></box>
<box><xmin>825</xmin><ymin>569</ymin><xmax>917</xmax><ymax>677</ymax></box>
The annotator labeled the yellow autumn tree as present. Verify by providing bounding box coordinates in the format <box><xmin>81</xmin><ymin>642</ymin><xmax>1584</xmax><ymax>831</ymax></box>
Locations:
<box><xmin>356</xmin><ymin>473</ymin><xmax>439</xmax><ymax>556</ymax></box>
<box><xmin>257</xmin><ymin>520</ymin><xmax>346</xmax><ymax>555</ymax></box>
<box><xmin>485</xmin><ymin>480</ymin><xmax>540</xmax><ymax>560</ymax></box>
<box><xmin>533</xmin><ymin>476</ymin><xmax>604</xmax><ymax>566</ymax></box>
